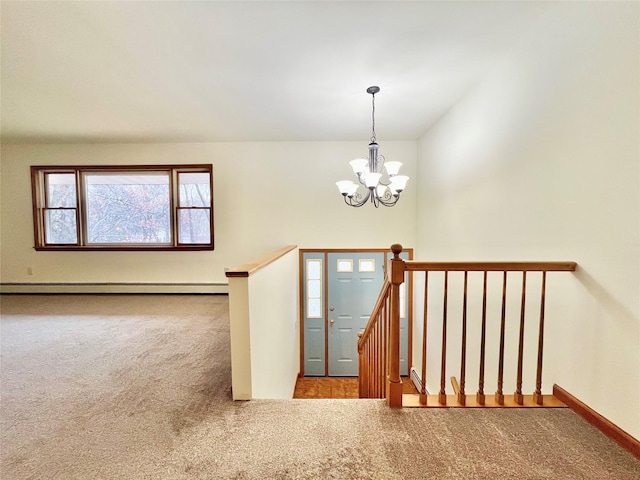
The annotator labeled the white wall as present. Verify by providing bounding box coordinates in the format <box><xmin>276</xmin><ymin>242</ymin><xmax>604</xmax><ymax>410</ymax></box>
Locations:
<box><xmin>228</xmin><ymin>275</ymin><xmax>252</xmax><ymax>399</ymax></box>
<box><xmin>0</xmin><ymin>141</ymin><xmax>416</xmax><ymax>291</ymax></box>
<box><xmin>228</xmin><ymin>247</ymin><xmax>300</xmax><ymax>400</ymax></box>
<box><xmin>414</xmin><ymin>2</ymin><xmax>639</xmax><ymax>438</ymax></box>
<box><xmin>248</xmin><ymin>248</ymin><xmax>299</xmax><ymax>399</ymax></box>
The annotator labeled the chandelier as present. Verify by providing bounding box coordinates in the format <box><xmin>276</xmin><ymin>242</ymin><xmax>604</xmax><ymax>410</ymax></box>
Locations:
<box><xmin>336</xmin><ymin>86</ymin><xmax>409</xmax><ymax>207</ymax></box>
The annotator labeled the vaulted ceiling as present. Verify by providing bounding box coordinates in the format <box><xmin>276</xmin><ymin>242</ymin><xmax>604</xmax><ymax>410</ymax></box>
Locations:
<box><xmin>1</xmin><ymin>1</ymin><xmax>552</xmax><ymax>144</ymax></box>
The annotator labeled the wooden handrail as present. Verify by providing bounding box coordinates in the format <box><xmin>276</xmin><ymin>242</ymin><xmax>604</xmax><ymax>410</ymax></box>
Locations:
<box><xmin>402</xmin><ymin>261</ymin><xmax>577</xmax><ymax>272</ymax></box>
<box><xmin>225</xmin><ymin>245</ymin><xmax>297</xmax><ymax>278</ymax></box>
<box><xmin>365</xmin><ymin>244</ymin><xmax>577</xmax><ymax>408</ymax></box>
<box><xmin>357</xmin><ymin>278</ymin><xmax>391</xmax><ymax>350</ymax></box>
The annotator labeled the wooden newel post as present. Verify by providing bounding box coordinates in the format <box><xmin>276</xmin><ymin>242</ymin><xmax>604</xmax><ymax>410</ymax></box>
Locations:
<box><xmin>387</xmin><ymin>243</ymin><xmax>405</xmax><ymax>408</ymax></box>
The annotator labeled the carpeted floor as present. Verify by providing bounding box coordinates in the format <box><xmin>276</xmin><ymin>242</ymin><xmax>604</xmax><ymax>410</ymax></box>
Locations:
<box><xmin>1</xmin><ymin>294</ymin><xmax>638</xmax><ymax>479</ymax></box>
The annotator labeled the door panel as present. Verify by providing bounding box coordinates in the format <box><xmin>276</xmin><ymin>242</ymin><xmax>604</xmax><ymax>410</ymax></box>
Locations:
<box><xmin>328</xmin><ymin>252</ymin><xmax>384</xmax><ymax>376</ymax></box>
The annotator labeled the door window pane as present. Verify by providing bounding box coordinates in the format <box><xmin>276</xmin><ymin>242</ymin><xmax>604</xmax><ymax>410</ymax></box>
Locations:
<box><xmin>337</xmin><ymin>259</ymin><xmax>353</xmax><ymax>272</ymax></box>
<box><xmin>359</xmin><ymin>259</ymin><xmax>375</xmax><ymax>272</ymax></box>
<box><xmin>308</xmin><ymin>298</ymin><xmax>321</xmax><ymax>318</ymax></box>
<box><xmin>307</xmin><ymin>279</ymin><xmax>321</xmax><ymax>298</ymax></box>
<box><xmin>306</xmin><ymin>259</ymin><xmax>323</xmax><ymax>318</ymax></box>
<box><xmin>307</xmin><ymin>260</ymin><xmax>321</xmax><ymax>280</ymax></box>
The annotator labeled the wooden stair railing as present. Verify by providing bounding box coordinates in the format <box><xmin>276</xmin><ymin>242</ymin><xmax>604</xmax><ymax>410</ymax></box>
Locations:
<box><xmin>357</xmin><ymin>277</ymin><xmax>391</xmax><ymax>399</ymax></box>
<box><xmin>358</xmin><ymin>244</ymin><xmax>577</xmax><ymax>408</ymax></box>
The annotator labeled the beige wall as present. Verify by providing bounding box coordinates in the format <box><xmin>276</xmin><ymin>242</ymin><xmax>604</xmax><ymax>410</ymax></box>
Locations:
<box><xmin>414</xmin><ymin>2</ymin><xmax>639</xmax><ymax>438</ymax></box>
<box><xmin>248</xmin><ymin>248</ymin><xmax>299</xmax><ymax>399</ymax></box>
<box><xmin>0</xmin><ymin>141</ymin><xmax>417</xmax><ymax>291</ymax></box>
<box><xmin>228</xmin><ymin>247</ymin><xmax>299</xmax><ymax>400</ymax></box>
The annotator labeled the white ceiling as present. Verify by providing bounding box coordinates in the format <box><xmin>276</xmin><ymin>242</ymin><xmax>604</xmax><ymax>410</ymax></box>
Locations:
<box><xmin>1</xmin><ymin>1</ymin><xmax>552</xmax><ymax>144</ymax></box>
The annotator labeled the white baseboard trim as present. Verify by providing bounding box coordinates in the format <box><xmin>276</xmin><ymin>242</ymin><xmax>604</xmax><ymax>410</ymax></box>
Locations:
<box><xmin>0</xmin><ymin>282</ymin><xmax>229</xmax><ymax>294</ymax></box>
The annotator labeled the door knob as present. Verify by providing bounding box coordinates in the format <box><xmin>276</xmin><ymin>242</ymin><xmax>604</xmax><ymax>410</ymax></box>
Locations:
<box><xmin>329</xmin><ymin>306</ymin><xmax>335</xmax><ymax>311</ymax></box>
<box><xmin>330</xmin><ymin>319</ymin><xmax>335</xmax><ymax>324</ymax></box>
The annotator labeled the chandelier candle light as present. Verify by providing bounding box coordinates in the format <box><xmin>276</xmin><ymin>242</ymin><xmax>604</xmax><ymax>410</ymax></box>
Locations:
<box><xmin>336</xmin><ymin>86</ymin><xmax>409</xmax><ymax>207</ymax></box>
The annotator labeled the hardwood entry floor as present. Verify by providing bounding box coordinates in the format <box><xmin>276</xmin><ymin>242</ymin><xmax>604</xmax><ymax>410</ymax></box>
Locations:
<box><xmin>293</xmin><ymin>377</ymin><xmax>418</xmax><ymax>399</ymax></box>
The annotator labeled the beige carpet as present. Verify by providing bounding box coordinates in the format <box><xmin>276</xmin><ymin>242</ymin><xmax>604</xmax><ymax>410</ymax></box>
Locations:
<box><xmin>1</xmin><ymin>294</ymin><xmax>638</xmax><ymax>479</ymax></box>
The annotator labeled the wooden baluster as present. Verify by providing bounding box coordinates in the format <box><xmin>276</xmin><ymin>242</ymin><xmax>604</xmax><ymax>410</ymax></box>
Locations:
<box><xmin>364</xmin><ymin>342</ymin><xmax>369</xmax><ymax>398</ymax></box>
<box><xmin>373</xmin><ymin>332</ymin><xmax>377</xmax><ymax>398</ymax></box>
<box><xmin>533</xmin><ymin>271</ymin><xmax>547</xmax><ymax>405</ymax></box>
<box><xmin>383</xmin><ymin>297</ymin><xmax>388</xmax><ymax>398</ymax></box>
<box><xmin>372</xmin><ymin>323</ymin><xmax>377</xmax><ymax>397</ymax></box>
<box><xmin>363</xmin><ymin>339</ymin><xmax>367</xmax><ymax>397</ymax></box>
<box><xmin>376</xmin><ymin>317</ymin><xmax>380</xmax><ymax>397</ymax></box>
<box><xmin>420</xmin><ymin>271</ymin><xmax>429</xmax><ymax>405</ymax></box>
<box><xmin>387</xmin><ymin>244</ymin><xmax>404</xmax><ymax>407</ymax></box>
<box><xmin>377</xmin><ymin>312</ymin><xmax>382</xmax><ymax>397</ymax></box>
<box><xmin>379</xmin><ymin>316</ymin><xmax>383</xmax><ymax>397</ymax></box>
<box><xmin>357</xmin><ymin>332</ymin><xmax>365</xmax><ymax>397</ymax></box>
<box><xmin>495</xmin><ymin>271</ymin><xmax>507</xmax><ymax>406</ymax></box>
<box><xmin>459</xmin><ymin>271</ymin><xmax>468</xmax><ymax>405</ymax></box>
<box><xmin>373</xmin><ymin>324</ymin><xmax>382</xmax><ymax>398</ymax></box>
<box><xmin>381</xmin><ymin>308</ymin><xmax>385</xmax><ymax>396</ymax></box>
<box><xmin>368</xmin><ymin>322</ymin><xmax>372</xmax><ymax>397</ymax></box>
<box><xmin>374</xmin><ymin>317</ymin><xmax>384</xmax><ymax>398</ymax></box>
<box><xmin>439</xmin><ymin>271</ymin><xmax>448</xmax><ymax>405</ymax></box>
<box><xmin>371</xmin><ymin>342</ymin><xmax>376</xmax><ymax>398</ymax></box>
<box><xmin>514</xmin><ymin>271</ymin><xmax>527</xmax><ymax>405</ymax></box>
<box><xmin>477</xmin><ymin>271</ymin><xmax>487</xmax><ymax>405</ymax></box>
<box><xmin>378</xmin><ymin>310</ymin><xmax>382</xmax><ymax>396</ymax></box>
<box><xmin>378</xmin><ymin>328</ymin><xmax>382</xmax><ymax>398</ymax></box>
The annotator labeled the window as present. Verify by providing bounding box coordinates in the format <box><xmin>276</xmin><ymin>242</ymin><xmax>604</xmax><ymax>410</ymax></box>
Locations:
<box><xmin>31</xmin><ymin>165</ymin><xmax>213</xmax><ymax>250</ymax></box>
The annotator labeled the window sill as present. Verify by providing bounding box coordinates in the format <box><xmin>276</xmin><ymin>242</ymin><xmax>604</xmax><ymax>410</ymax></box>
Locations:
<box><xmin>34</xmin><ymin>245</ymin><xmax>214</xmax><ymax>252</ymax></box>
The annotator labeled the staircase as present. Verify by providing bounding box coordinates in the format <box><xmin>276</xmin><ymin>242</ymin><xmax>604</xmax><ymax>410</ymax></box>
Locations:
<box><xmin>358</xmin><ymin>244</ymin><xmax>577</xmax><ymax>408</ymax></box>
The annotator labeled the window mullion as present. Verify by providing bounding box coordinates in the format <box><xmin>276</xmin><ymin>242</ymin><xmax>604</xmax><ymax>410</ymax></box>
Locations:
<box><xmin>76</xmin><ymin>171</ymin><xmax>84</xmax><ymax>246</ymax></box>
<box><xmin>171</xmin><ymin>169</ymin><xmax>178</xmax><ymax>247</ymax></box>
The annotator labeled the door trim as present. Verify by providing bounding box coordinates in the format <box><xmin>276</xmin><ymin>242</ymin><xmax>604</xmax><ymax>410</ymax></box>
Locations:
<box><xmin>299</xmin><ymin>247</ymin><xmax>413</xmax><ymax>377</ymax></box>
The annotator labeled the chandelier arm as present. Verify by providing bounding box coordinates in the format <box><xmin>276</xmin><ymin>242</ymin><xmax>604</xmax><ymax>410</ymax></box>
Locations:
<box><xmin>344</xmin><ymin>189</ymin><xmax>371</xmax><ymax>207</ymax></box>
<box><xmin>371</xmin><ymin>192</ymin><xmax>380</xmax><ymax>208</ymax></box>
<box><xmin>377</xmin><ymin>189</ymin><xmax>395</xmax><ymax>202</ymax></box>
<box><xmin>377</xmin><ymin>195</ymin><xmax>400</xmax><ymax>207</ymax></box>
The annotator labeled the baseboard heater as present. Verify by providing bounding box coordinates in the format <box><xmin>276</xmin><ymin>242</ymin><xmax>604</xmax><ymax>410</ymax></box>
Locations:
<box><xmin>0</xmin><ymin>282</ymin><xmax>229</xmax><ymax>294</ymax></box>
<box><xmin>410</xmin><ymin>367</ymin><xmax>427</xmax><ymax>394</ymax></box>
